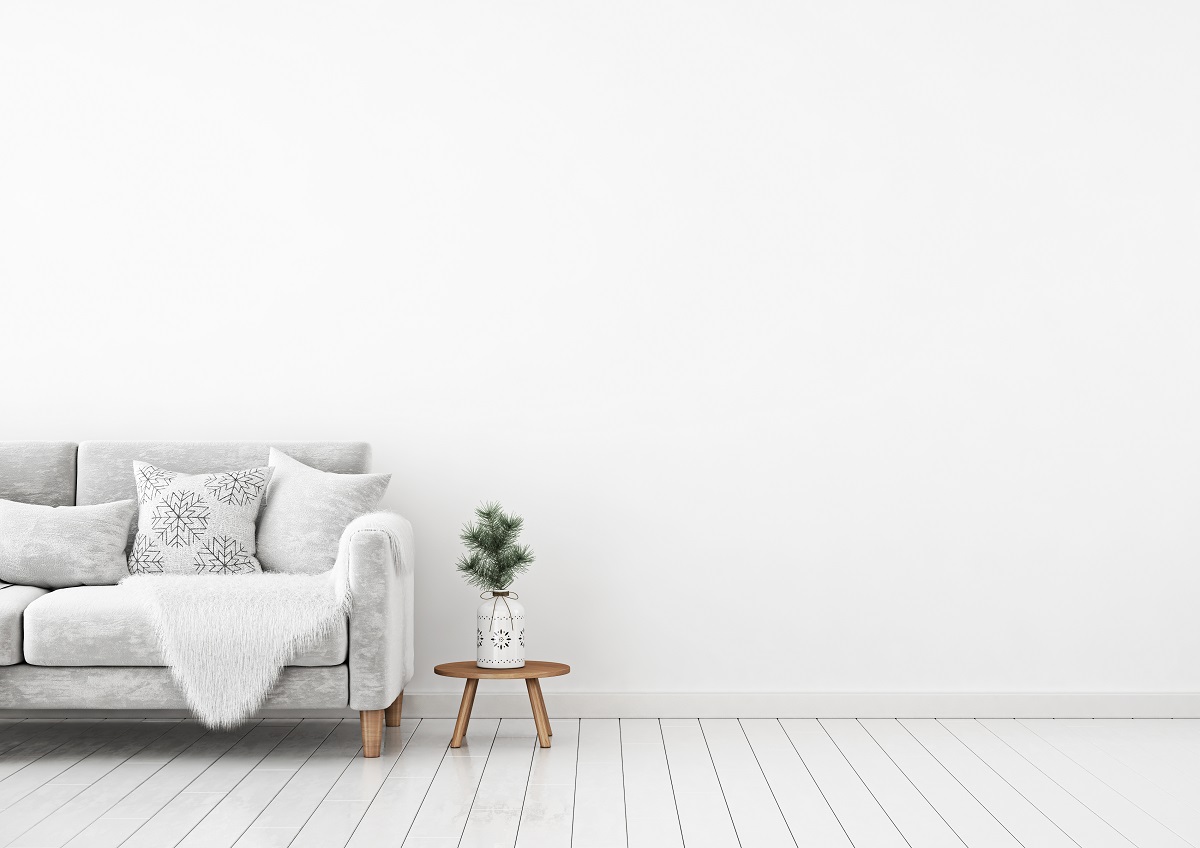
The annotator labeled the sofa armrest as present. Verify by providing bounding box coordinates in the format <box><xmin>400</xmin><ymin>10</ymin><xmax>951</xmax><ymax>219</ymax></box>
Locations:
<box><xmin>341</xmin><ymin>512</ymin><xmax>415</xmax><ymax>711</ymax></box>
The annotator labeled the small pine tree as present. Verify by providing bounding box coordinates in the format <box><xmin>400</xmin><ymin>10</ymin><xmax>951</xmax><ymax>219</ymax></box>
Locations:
<box><xmin>456</xmin><ymin>502</ymin><xmax>536</xmax><ymax>591</ymax></box>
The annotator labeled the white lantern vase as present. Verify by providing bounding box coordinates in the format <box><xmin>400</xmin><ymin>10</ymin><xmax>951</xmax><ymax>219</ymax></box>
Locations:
<box><xmin>477</xmin><ymin>591</ymin><xmax>525</xmax><ymax>668</ymax></box>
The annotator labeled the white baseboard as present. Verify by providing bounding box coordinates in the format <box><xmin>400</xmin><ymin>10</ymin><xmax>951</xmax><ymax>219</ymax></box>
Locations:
<box><xmin>6</xmin><ymin>692</ymin><xmax>1200</xmax><ymax>719</ymax></box>
<box><xmin>401</xmin><ymin>692</ymin><xmax>1200</xmax><ymax>718</ymax></box>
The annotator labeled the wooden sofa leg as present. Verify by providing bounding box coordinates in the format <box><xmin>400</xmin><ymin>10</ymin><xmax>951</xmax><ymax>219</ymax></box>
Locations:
<box><xmin>360</xmin><ymin>709</ymin><xmax>384</xmax><ymax>758</ymax></box>
<box><xmin>385</xmin><ymin>691</ymin><xmax>404</xmax><ymax>727</ymax></box>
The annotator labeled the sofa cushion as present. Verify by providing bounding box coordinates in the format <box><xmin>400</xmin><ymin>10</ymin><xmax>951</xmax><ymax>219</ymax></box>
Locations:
<box><xmin>0</xmin><ymin>583</ymin><xmax>51</xmax><ymax>665</ymax></box>
<box><xmin>0</xmin><ymin>442</ymin><xmax>77</xmax><ymax>506</ymax></box>
<box><xmin>22</xmin><ymin>586</ymin><xmax>347</xmax><ymax>667</ymax></box>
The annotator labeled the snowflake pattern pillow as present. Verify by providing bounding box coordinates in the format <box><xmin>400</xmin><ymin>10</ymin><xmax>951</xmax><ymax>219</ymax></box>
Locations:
<box><xmin>128</xmin><ymin>462</ymin><xmax>274</xmax><ymax>576</ymax></box>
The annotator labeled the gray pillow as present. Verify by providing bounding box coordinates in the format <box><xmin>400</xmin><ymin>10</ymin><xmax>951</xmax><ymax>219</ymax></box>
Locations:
<box><xmin>130</xmin><ymin>462</ymin><xmax>273</xmax><ymax>575</ymax></box>
<box><xmin>0</xmin><ymin>498</ymin><xmax>138</xmax><ymax>588</ymax></box>
<box><xmin>256</xmin><ymin>448</ymin><xmax>390</xmax><ymax>574</ymax></box>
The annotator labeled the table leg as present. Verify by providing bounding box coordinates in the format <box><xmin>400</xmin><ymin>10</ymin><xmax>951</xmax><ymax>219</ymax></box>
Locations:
<box><xmin>527</xmin><ymin>679</ymin><xmax>551</xmax><ymax>748</ymax></box>
<box><xmin>533</xmin><ymin>679</ymin><xmax>552</xmax><ymax>736</ymax></box>
<box><xmin>451</xmin><ymin>678</ymin><xmax>479</xmax><ymax>748</ymax></box>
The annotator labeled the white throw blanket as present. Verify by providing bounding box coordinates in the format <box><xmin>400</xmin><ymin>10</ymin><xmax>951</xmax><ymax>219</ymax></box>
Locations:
<box><xmin>121</xmin><ymin>531</ymin><xmax>358</xmax><ymax>728</ymax></box>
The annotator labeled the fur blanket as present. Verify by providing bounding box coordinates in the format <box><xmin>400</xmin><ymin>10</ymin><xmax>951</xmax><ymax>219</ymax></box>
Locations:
<box><xmin>121</xmin><ymin>531</ymin><xmax>356</xmax><ymax>728</ymax></box>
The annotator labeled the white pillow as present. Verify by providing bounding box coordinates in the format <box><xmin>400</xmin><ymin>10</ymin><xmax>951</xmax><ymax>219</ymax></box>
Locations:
<box><xmin>0</xmin><ymin>499</ymin><xmax>137</xmax><ymax>588</ymax></box>
<box><xmin>129</xmin><ymin>462</ymin><xmax>273</xmax><ymax>575</ymax></box>
<box><xmin>256</xmin><ymin>448</ymin><xmax>390</xmax><ymax>574</ymax></box>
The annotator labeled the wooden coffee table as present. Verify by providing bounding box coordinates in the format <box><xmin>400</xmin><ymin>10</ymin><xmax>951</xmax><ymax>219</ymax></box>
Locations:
<box><xmin>434</xmin><ymin>661</ymin><xmax>570</xmax><ymax>749</ymax></box>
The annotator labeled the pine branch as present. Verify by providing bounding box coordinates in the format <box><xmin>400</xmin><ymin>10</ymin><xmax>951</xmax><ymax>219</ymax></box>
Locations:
<box><xmin>456</xmin><ymin>502</ymin><xmax>536</xmax><ymax>591</ymax></box>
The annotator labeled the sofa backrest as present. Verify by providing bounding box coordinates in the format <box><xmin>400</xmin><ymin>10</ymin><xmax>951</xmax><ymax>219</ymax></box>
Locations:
<box><xmin>0</xmin><ymin>442</ymin><xmax>78</xmax><ymax>506</ymax></box>
<box><xmin>75</xmin><ymin>441</ymin><xmax>372</xmax><ymax>507</ymax></box>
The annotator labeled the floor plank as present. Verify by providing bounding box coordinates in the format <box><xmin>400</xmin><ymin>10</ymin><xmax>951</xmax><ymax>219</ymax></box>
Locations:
<box><xmin>1131</xmin><ymin>719</ymin><xmax>1200</xmax><ymax>754</ymax></box>
<box><xmin>659</xmin><ymin>719</ymin><xmax>737</xmax><ymax>848</ymax></box>
<box><xmin>940</xmin><ymin>719</ymin><xmax>1134</xmax><ymax>848</ymax></box>
<box><xmin>1021</xmin><ymin>719</ymin><xmax>1200</xmax><ymax>844</ymax></box>
<box><xmin>99</xmin><ymin>723</ymin><xmax>257</xmax><ymax>821</ymax></box>
<box><xmin>781</xmin><ymin>719</ymin><xmax>907</xmax><ymax>847</ymax></box>
<box><xmin>230</xmin><ymin>826</ymin><xmax>299</xmax><ymax>848</ymax></box>
<box><xmin>0</xmin><ymin>720</ymin><xmax>130</xmax><ymax>811</ymax></box>
<box><xmin>741</xmin><ymin>719</ymin><xmax>852</xmax><ymax>847</ymax></box>
<box><xmin>460</xmin><ymin>719</ymin><xmax>537</xmax><ymax>848</ymax></box>
<box><xmin>570</xmin><ymin>718</ymin><xmax>626</xmax><ymax>848</ymax></box>
<box><xmin>2</xmin><ymin>720</ymin><xmax>180</xmax><ymax>848</ymax></box>
<box><xmin>239</xmin><ymin>718</ymin><xmax>363</xmax><ymax>841</ymax></box>
<box><xmin>0</xmin><ymin>720</ymin><xmax>63</xmax><ymax>757</ymax></box>
<box><xmin>290</xmin><ymin>799</ymin><xmax>371</xmax><ymax>848</ymax></box>
<box><xmin>184</xmin><ymin>721</ymin><xmax>296</xmax><ymax>793</ymax></box>
<box><xmin>398</xmin><ymin>718</ymin><xmax>500</xmax><ymax>843</ymax></box>
<box><xmin>286</xmin><ymin>715</ymin><xmax>426</xmax><ymax>848</ymax></box>
<box><xmin>325</xmin><ymin>718</ymin><xmax>419</xmax><ymax>803</ymax></box>
<box><xmin>10</xmin><ymin>763</ymin><xmax>164</xmax><ymax>848</ymax></box>
<box><xmin>620</xmin><ymin>719</ymin><xmax>682</xmax><ymax>848</ymax></box>
<box><xmin>860</xmin><ymin>719</ymin><xmax>1020</xmax><ymax>848</ymax></box>
<box><xmin>0</xmin><ymin>718</ymin><xmax>27</xmax><ymax>738</ymax></box>
<box><xmin>53</xmin><ymin>722</ymin><xmax>209</xmax><ymax>848</ymax></box>
<box><xmin>900</xmin><ymin>718</ymin><xmax>1077</xmax><ymax>848</ymax></box>
<box><xmin>341</xmin><ymin>719</ymin><xmax>452</xmax><ymax>848</ymax></box>
<box><xmin>699</xmin><ymin>719</ymin><xmax>794</xmax><ymax>847</ymax></box>
<box><xmin>255</xmin><ymin>719</ymin><xmax>343</xmax><ymax>770</ymax></box>
<box><xmin>0</xmin><ymin>720</ymin><xmax>101</xmax><ymax>784</ymax></box>
<box><xmin>980</xmin><ymin>719</ymin><xmax>1191</xmax><ymax>848</ymax></box>
<box><xmin>1081</xmin><ymin>719</ymin><xmax>1200</xmax><ymax>808</ymax></box>
<box><xmin>120</xmin><ymin>721</ymin><xmax>299</xmax><ymax>848</ymax></box>
<box><xmin>176</xmin><ymin>720</ymin><xmax>341</xmax><ymax>848</ymax></box>
<box><xmin>822</xmin><ymin>718</ymin><xmax>964</xmax><ymax>847</ymax></box>
<box><xmin>517</xmin><ymin>719</ymin><xmax>580</xmax><ymax>848</ymax></box>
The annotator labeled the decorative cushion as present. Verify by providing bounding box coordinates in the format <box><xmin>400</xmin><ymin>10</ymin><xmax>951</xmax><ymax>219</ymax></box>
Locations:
<box><xmin>76</xmin><ymin>442</ymin><xmax>371</xmax><ymax>554</ymax></box>
<box><xmin>256</xmin><ymin>449</ymin><xmax>391</xmax><ymax>574</ymax></box>
<box><xmin>130</xmin><ymin>462</ymin><xmax>274</xmax><ymax>575</ymax></box>
<box><xmin>0</xmin><ymin>499</ymin><xmax>138</xmax><ymax>589</ymax></box>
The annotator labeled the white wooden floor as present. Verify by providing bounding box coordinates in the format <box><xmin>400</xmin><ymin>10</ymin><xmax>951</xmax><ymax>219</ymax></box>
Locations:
<box><xmin>0</xmin><ymin>718</ymin><xmax>1198</xmax><ymax>847</ymax></box>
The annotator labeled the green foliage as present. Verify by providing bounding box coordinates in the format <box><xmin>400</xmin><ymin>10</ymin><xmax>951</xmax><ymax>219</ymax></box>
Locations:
<box><xmin>456</xmin><ymin>501</ymin><xmax>536</xmax><ymax>591</ymax></box>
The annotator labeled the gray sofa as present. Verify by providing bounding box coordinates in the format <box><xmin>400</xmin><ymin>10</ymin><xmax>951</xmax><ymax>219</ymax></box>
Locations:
<box><xmin>0</xmin><ymin>441</ymin><xmax>413</xmax><ymax>758</ymax></box>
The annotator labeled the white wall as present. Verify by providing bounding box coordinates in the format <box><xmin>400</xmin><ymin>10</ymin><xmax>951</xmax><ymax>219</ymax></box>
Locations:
<box><xmin>3</xmin><ymin>1</ymin><xmax>1199</xmax><ymax>712</ymax></box>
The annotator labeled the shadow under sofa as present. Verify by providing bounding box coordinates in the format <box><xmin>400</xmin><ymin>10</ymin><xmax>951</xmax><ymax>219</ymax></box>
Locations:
<box><xmin>0</xmin><ymin>440</ymin><xmax>412</xmax><ymax>758</ymax></box>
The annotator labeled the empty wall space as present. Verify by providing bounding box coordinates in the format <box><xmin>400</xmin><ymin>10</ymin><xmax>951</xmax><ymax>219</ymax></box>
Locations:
<box><xmin>2</xmin><ymin>1</ymin><xmax>1199</xmax><ymax>713</ymax></box>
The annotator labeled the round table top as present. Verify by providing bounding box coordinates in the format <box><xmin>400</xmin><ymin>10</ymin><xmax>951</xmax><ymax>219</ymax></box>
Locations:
<box><xmin>434</xmin><ymin>661</ymin><xmax>571</xmax><ymax>680</ymax></box>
